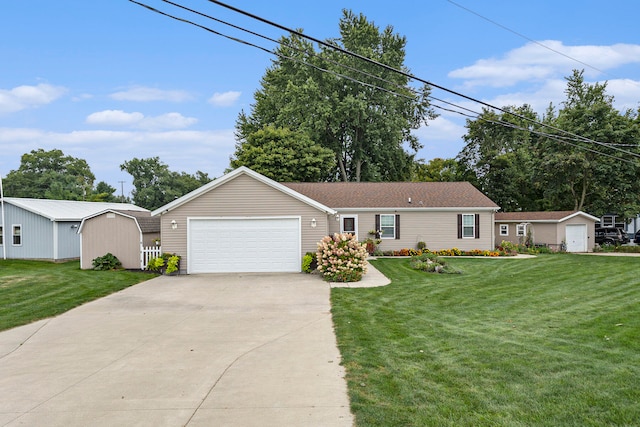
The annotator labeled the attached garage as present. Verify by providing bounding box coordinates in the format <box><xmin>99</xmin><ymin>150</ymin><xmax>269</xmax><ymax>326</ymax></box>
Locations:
<box><xmin>188</xmin><ymin>217</ymin><xmax>301</xmax><ymax>273</ymax></box>
<box><xmin>151</xmin><ymin>167</ymin><xmax>337</xmax><ymax>274</ymax></box>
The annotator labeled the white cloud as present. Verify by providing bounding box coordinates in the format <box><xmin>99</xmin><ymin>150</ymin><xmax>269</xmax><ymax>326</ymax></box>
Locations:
<box><xmin>137</xmin><ymin>112</ymin><xmax>198</xmax><ymax>130</ymax></box>
<box><xmin>208</xmin><ymin>91</ymin><xmax>241</xmax><ymax>107</ymax></box>
<box><xmin>0</xmin><ymin>126</ymin><xmax>236</xmax><ymax>192</ymax></box>
<box><xmin>0</xmin><ymin>83</ymin><xmax>67</xmax><ymax>114</ymax></box>
<box><xmin>86</xmin><ymin>110</ymin><xmax>144</xmax><ymax>126</ymax></box>
<box><xmin>85</xmin><ymin>110</ymin><xmax>197</xmax><ymax>130</ymax></box>
<box><xmin>110</xmin><ymin>86</ymin><xmax>193</xmax><ymax>102</ymax></box>
<box><xmin>449</xmin><ymin>41</ymin><xmax>640</xmax><ymax>88</ymax></box>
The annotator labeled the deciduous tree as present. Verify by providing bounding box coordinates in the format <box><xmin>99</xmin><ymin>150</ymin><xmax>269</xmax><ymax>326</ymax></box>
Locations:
<box><xmin>235</xmin><ymin>10</ymin><xmax>436</xmax><ymax>182</ymax></box>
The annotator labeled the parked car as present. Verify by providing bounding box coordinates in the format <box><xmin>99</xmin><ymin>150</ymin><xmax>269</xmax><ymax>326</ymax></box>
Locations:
<box><xmin>595</xmin><ymin>227</ymin><xmax>628</xmax><ymax>246</ymax></box>
<box><xmin>635</xmin><ymin>230</ymin><xmax>640</xmax><ymax>244</ymax></box>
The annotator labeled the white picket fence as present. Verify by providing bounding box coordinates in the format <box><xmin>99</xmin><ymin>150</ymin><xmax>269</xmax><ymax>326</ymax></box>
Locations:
<box><xmin>141</xmin><ymin>245</ymin><xmax>162</xmax><ymax>269</ymax></box>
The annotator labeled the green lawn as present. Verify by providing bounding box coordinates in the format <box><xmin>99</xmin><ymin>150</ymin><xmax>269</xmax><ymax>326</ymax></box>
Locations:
<box><xmin>0</xmin><ymin>260</ymin><xmax>156</xmax><ymax>331</ymax></box>
<box><xmin>331</xmin><ymin>255</ymin><xmax>640</xmax><ymax>426</ymax></box>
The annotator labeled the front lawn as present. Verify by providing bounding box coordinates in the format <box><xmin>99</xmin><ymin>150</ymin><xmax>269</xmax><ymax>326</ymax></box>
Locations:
<box><xmin>331</xmin><ymin>255</ymin><xmax>640</xmax><ymax>426</ymax></box>
<box><xmin>0</xmin><ymin>260</ymin><xmax>156</xmax><ymax>331</ymax></box>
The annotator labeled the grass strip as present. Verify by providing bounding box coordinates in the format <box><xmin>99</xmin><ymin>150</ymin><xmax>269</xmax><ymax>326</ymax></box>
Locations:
<box><xmin>0</xmin><ymin>260</ymin><xmax>155</xmax><ymax>331</ymax></box>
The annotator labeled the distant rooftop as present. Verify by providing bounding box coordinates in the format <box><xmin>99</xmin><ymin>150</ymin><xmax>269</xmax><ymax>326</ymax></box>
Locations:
<box><xmin>2</xmin><ymin>197</ymin><xmax>148</xmax><ymax>221</ymax></box>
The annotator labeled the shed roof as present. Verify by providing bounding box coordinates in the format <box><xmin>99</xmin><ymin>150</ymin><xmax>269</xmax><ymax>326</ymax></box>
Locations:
<box><xmin>282</xmin><ymin>181</ymin><xmax>499</xmax><ymax>210</ymax></box>
<box><xmin>2</xmin><ymin>197</ymin><xmax>148</xmax><ymax>221</ymax></box>
<box><xmin>495</xmin><ymin>211</ymin><xmax>599</xmax><ymax>222</ymax></box>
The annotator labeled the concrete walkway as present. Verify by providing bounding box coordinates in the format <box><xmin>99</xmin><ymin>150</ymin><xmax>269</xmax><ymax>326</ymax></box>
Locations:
<box><xmin>0</xmin><ymin>273</ymin><xmax>357</xmax><ymax>427</ymax></box>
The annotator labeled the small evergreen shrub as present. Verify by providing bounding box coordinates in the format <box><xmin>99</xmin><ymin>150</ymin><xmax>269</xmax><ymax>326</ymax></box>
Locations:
<box><xmin>317</xmin><ymin>233</ymin><xmax>368</xmax><ymax>282</ymax></box>
<box><xmin>92</xmin><ymin>253</ymin><xmax>122</xmax><ymax>270</ymax></box>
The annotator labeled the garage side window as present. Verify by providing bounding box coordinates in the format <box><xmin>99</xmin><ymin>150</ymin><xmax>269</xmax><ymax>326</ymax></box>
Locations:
<box><xmin>12</xmin><ymin>224</ymin><xmax>22</xmax><ymax>246</ymax></box>
<box><xmin>499</xmin><ymin>224</ymin><xmax>508</xmax><ymax>236</ymax></box>
<box><xmin>516</xmin><ymin>224</ymin><xmax>526</xmax><ymax>237</ymax></box>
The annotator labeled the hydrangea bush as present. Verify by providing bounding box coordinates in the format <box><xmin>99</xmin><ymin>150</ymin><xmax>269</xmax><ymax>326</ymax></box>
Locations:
<box><xmin>316</xmin><ymin>233</ymin><xmax>368</xmax><ymax>282</ymax></box>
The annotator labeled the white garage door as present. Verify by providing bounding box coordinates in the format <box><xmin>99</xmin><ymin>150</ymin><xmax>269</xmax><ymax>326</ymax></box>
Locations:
<box><xmin>565</xmin><ymin>224</ymin><xmax>587</xmax><ymax>252</ymax></box>
<box><xmin>188</xmin><ymin>217</ymin><xmax>301</xmax><ymax>273</ymax></box>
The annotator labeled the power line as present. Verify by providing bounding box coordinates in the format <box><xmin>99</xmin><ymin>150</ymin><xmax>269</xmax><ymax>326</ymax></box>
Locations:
<box><xmin>200</xmin><ymin>0</ymin><xmax>640</xmax><ymax>160</ymax></box>
<box><xmin>129</xmin><ymin>0</ymin><xmax>640</xmax><ymax>163</ymax></box>
<box><xmin>445</xmin><ymin>0</ymin><xmax>612</xmax><ymax>77</ymax></box>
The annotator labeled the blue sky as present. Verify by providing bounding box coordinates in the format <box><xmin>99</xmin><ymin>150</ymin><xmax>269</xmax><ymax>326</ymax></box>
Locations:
<box><xmin>1</xmin><ymin>0</ymin><xmax>639</xmax><ymax>198</ymax></box>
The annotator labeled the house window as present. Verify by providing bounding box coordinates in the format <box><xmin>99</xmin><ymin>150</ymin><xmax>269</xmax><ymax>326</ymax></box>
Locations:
<box><xmin>380</xmin><ymin>214</ymin><xmax>396</xmax><ymax>239</ymax></box>
<box><xmin>0</xmin><ymin>225</ymin><xmax>3</xmax><ymax>245</ymax></box>
<box><xmin>458</xmin><ymin>214</ymin><xmax>479</xmax><ymax>239</ymax></box>
<box><xmin>462</xmin><ymin>214</ymin><xmax>475</xmax><ymax>238</ymax></box>
<box><xmin>341</xmin><ymin>215</ymin><xmax>357</xmax><ymax>236</ymax></box>
<box><xmin>375</xmin><ymin>214</ymin><xmax>400</xmax><ymax>240</ymax></box>
<box><xmin>12</xmin><ymin>225</ymin><xmax>22</xmax><ymax>246</ymax></box>
<box><xmin>516</xmin><ymin>224</ymin><xmax>526</xmax><ymax>237</ymax></box>
<box><xmin>499</xmin><ymin>224</ymin><xmax>508</xmax><ymax>236</ymax></box>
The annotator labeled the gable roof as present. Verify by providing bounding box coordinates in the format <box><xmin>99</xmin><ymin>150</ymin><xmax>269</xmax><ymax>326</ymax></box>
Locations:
<box><xmin>495</xmin><ymin>211</ymin><xmax>599</xmax><ymax>222</ymax></box>
<box><xmin>151</xmin><ymin>166</ymin><xmax>337</xmax><ymax>216</ymax></box>
<box><xmin>2</xmin><ymin>197</ymin><xmax>148</xmax><ymax>221</ymax></box>
<box><xmin>77</xmin><ymin>209</ymin><xmax>160</xmax><ymax>234</ymax></box>
<box><xmin>283</xmin><ymin>181</ymin><xmax>499</xmax><ymax>210</ymax></box>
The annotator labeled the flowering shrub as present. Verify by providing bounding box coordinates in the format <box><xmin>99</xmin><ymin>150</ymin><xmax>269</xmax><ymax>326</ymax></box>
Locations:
<box><xmin>317</xmin><ymin>233</ymin><xmax>368</xmax><ymax>282</ymax></box>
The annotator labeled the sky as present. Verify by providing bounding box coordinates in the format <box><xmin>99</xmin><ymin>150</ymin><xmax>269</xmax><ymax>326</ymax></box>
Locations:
<box><xmin>1</xmin><ymin>0</ymin><xmax>639</xmax><ymax>199</ymax></box>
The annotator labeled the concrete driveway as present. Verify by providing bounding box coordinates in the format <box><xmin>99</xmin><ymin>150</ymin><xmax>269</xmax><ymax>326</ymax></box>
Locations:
<box><xmin>0</xmin><ymin>273</ymin><xmax>353</xmax><ymax>426</ymax></box>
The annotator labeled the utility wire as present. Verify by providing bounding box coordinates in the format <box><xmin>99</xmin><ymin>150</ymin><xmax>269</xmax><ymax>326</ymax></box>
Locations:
<box><xmin>129</xmin><ymin>0</ymin><xmax>639</xmax><ymax>163</ymax></box>
<box><xmin>201</xmin><ymin>0</ymin><xmax>640</xmax><ymax>159</ymax></box>
<box><xmin>445</xmin><ymin>0</ymin><xmax>611</xmax><ymax>77</ymax></box>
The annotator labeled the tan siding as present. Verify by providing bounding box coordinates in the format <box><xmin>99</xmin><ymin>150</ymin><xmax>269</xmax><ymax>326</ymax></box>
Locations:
<box><xmin>160</xmin><ymin>174</ymin><xmax>330</xmax><ymax>269</ymax></box>
<box><xmin>334</xmin><ymin>210</ymin><xmax>495</xmax><ymax>252</ymax></box>
<box><xmin>494</xmin><ymin>215</ymin><xmax>596</xmax><ymax>251</ymax></box>
<box><xmin>80</xmin><ymin>214</ymin><xmax>142</xmax><ymax>269</ymax></box>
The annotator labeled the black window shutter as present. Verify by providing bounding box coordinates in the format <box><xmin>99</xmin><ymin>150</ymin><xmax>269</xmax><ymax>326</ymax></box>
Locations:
<box><xmin>375</xmin><ymin>215</ymin><xmax>380</xmax><ymax>236</ymax></box>
<box><xmin>395</xmin><ymin>215</ymin><xmax>400</xmax><ymax>240</ymax></box>
<box><xmin>457</xmin><ymin>214</ymin><xmax>462</xmax><ymax>239</ymax></box>
<box><xmin>475</xmin><ymin>214</ymin><xmax>480</xmax><ymax>239</ymax></box>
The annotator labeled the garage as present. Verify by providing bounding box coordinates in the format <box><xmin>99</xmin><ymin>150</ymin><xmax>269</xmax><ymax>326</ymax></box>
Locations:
<box><xmin>565</xmin><ymin>224</ymin><xmax>587</xmax><ymax>252</ymax></box>
<box><xmin>188</xmin><ymin>217</ymin><xmax>301</xmax><ymax>273</ymax></box>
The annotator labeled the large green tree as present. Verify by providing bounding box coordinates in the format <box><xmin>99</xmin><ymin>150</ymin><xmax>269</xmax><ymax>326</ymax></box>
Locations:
<box><xmin>236</xmin><ymin>10</ymin><xmax>436</xmax><ymax>182</ymax></box>
<box><xmin>230</xmin><ymin>126</ymin><xmax>335</xmax><ymax>181</ymax></box>
<box><xmin>537</xmin><ymin>70</ymin><xmax>640</xmax><ymax>216</ymax></box>
<box><xmin>457</xmin><ymin>105</ymin><xmax>543</xmax><ymax>211</ymax></box>
<box><xmin>3</xmin><ymin>148</ymin><xmax>95</xmax><ymax>200</ymax></box>
<box><xmin>457</xmin><ymin>70</ymin><xmax>640</xmax><ymax>217</ymax></box>
<box><xmin>120</xmin><ymin>157</ymin><xmax>211</xmax><ymax>210</ymax></box>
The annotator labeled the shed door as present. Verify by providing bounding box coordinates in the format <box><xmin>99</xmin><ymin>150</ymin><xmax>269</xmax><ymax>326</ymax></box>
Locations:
<box><xmin>565</xmin><ymin>224</ymin><xmax>587</xmax><ymax>252</ymax></box>
<box><xmin>188</xmin><ymin>217</ymin><xmax>300</xmax><ymax>273</ymax></box>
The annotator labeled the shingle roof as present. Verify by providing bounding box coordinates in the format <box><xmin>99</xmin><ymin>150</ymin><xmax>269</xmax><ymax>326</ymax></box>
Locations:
<box><xmin>113</xmin><ymin>210</ymin><xmax>160</xmax><ymax>233</ymax></box>
<box><xmin>282</xmin><ymin>182</ymin><xmax>499</xmax><ymax>209</ymax></box>
<box><xmin>495</xmin><ymin>211</ymin><xmax>593</xmax><ymax>222</ymax></box>
<box><xmin>3</xmin><ymin>197</ymin><xmax>148</xmax><ymax>221</ymax></box>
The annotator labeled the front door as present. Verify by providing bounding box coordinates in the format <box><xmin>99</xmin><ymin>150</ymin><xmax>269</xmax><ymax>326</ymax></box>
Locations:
<box><xmin>341</xmin><ymin>215</ymin><xmax>358</xmax><ymax>237</ymax></box>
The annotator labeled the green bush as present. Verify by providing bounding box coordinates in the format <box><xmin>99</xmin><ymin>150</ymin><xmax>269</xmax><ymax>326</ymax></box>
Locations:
<box><xmin>92</xmin><ymin>253</ymin><xmax>122</xmax><ymax>271</ymax></box>
<box><xmin>146</xmin><ymin>256</ymin><xmax>165</xmax><ymax>272</ymax></box>
<box><xmin>147</xmin><ymin>253</ymin><xmax>181</xmax><ymax>274</ymax></box>
<box><xmin>302</xmin><ymin>253</ymin><xmax>314</xmax><ymax>273</ymax></box>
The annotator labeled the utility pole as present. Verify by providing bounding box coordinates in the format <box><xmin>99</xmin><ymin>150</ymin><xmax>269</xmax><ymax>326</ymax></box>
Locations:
<box><xmin>118</xmin><ymin>181</ymin><xmax>125</xmax><ymax>202</ymax></box>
